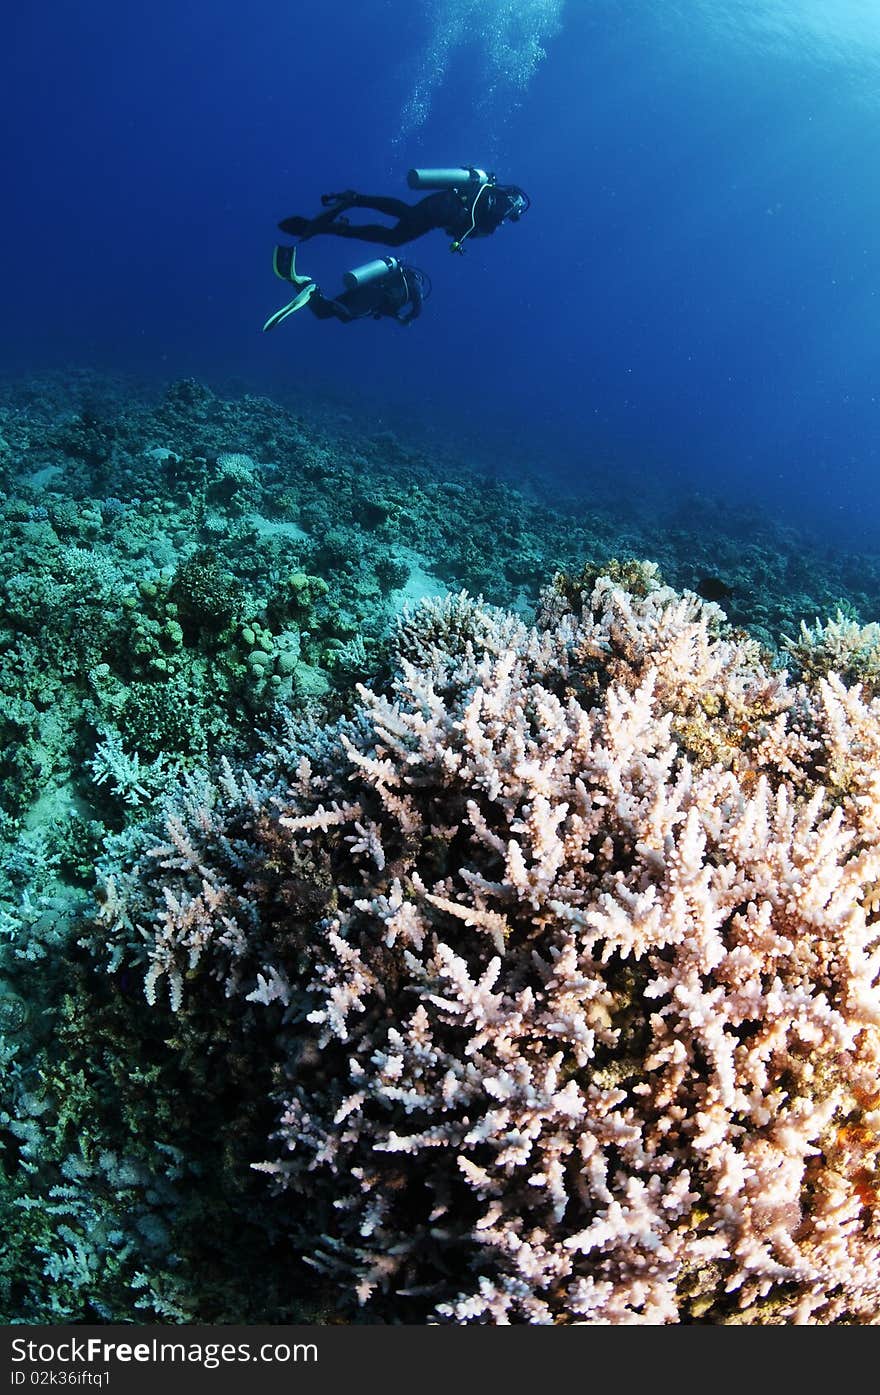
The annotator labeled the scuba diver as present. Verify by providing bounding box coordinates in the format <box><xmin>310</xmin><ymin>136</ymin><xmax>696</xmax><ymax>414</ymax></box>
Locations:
<box><xmin>262</xmin><ymin>247</ymin><xmax>429</xmax><ymax>331</ymax></box>
<box><xmin>277</xmin><ymin>167</ymin><xmax>530</xmax><ymax>255</ymax></box>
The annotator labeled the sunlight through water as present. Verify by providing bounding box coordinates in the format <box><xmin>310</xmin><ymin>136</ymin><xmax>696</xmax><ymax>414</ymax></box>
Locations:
<box><xmin>668</xmin><ymin>0</ymin><xmax>880</xmax><ymax>70</ymax></box>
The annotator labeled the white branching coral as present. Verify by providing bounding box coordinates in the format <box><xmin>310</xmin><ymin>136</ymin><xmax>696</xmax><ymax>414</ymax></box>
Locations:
<box><xmin>89</xmin><ymin>730</ymin><xmax>157</xmax><ymax>807</ymax></box>
<box><xmin>101</xmin><ymin>573</ymin><xmax>880</xmax><ymax>1324</ymax></box>
<box><xmin>783</xmin><ymin>610</ymin><xmax>880</xmax><ymax>692</ymax></box>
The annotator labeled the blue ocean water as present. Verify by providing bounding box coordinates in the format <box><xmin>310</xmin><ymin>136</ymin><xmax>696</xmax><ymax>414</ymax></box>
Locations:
<box><xmin>4</xmin><ymin>0</ymin><xmax>880</xmax><ymax>548</ymax></box>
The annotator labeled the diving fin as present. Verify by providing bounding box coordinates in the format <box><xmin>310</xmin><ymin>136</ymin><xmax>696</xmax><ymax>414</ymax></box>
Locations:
<box><xmin>273</xmin><ymin>244</ymin><xmax>314</xmax><ymax>285</ymax></box>
<box><xmin>262</xmin><ymin>282</ymin><xmax>318</xmax><ymax>331</ymax></box>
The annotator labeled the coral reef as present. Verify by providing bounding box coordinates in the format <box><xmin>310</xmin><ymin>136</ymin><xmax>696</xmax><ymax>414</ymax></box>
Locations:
<box><xmin>100</xmin><ymin>570</ymin><xmax>880</xmax><ymax>1324</ymax></box>
<box><xmin>2</xmin><ymin>372</ymin><xmax>880</xmax><ymax>1323</ymax></box>
<box><xmin>0</xmin><ymin>906</ymin><xmax>320</xmax><ymax>1323</ymax></box>
<box><xmin>782</xmin><ymin>610</ymin><xmax>880</xmax><ymax>695</ymax></box>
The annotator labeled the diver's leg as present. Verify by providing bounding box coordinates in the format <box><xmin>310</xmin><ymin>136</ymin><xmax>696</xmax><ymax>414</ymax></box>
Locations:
<box><xmin>324</xmin><ymin>203</ymin><xmax>434</xmax><ymax>246</ymax></box>
<box><xmin>307</xmin><ymin>293</ymin><xmax>344</xmax><ymax>320</ymax></box>
<box><xmin>312</xmin><ymin>221</ymin><xmax>413</xmax><ymax>247</ymax></box>
<box><xmin>330</xmin><ymin>196</ymin><xmax>443</xmax><ymax>243</ymax></box>
<box><xmin>278</xmin><ymin>199</ymin><xmax>357</xmax><ymax>240</ymax></box>
<box><xmin>346</xmin><ymin>194</ymin><xmax>412</xmax><ymax>218</ymax></box>
<box><xmin>280</xmin><ymin>199</ymin><xmax>428</xmax><ymax>246</ymax></box>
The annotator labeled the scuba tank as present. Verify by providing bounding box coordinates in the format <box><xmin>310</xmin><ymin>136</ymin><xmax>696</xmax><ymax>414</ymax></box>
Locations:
<box><xmin>342</xmin><ymin>256</ymin><xmax>401</xmax><ymax>290</ymax></box>
<box><xmin>406</xmin><ymin>167</ymin><xmax>492</xmax><ymax>190</ymax></box>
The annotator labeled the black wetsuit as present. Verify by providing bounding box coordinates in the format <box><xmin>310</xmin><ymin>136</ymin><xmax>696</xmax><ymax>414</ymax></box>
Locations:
<box><xmin>280</xmin><ymin>187</ymin><xmax>510</xmax><ymax>248</ymax></box>
<box><xmin>308</xmin><ymin>264</ymin><xmax>424</xmax><ymax>325</ymax></box>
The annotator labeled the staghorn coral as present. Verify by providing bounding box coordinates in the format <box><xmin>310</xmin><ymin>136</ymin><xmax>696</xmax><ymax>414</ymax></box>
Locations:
<box><xmin>98</xmin><ymin>571</ymin><xmax>880</xmax><ymax>1324</ymax></box>
<box><xmin>782</xmin><ymin>610</ymin><xmax>880</xmax><ymax>695</ymax></box>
